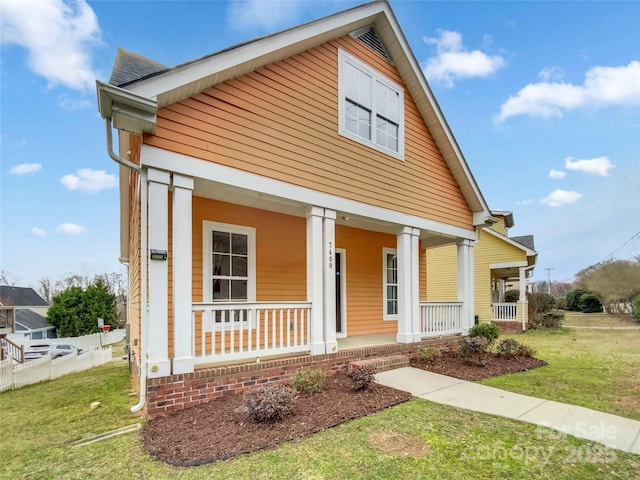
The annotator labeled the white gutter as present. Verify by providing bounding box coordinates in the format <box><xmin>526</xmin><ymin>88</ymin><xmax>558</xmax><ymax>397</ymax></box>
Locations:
<box><xmin>97</xmin><ymin>78</ymin><xmax>157</xmax><ymax>412</ymax></box>
<box><xmin>104</xmin><ymin>117</ymin><xmax>149</xmax><ymax>413</ymax></box>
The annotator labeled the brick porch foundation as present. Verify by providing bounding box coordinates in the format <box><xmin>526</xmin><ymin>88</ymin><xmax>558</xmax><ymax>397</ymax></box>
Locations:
<box><xmin>491</xmin><ymin>320</ymin><xmax>526</xmax><ymax>334</ymax></box>
<box><xmin>145</xmin><ymin>335</ymin><xmax>461</xmax><ymax>418</ymax></box>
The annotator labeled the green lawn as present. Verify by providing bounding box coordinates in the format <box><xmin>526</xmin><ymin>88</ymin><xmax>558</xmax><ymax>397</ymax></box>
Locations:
<box><xmin>2</xmin><ymin>358</ymin><xmax>639</xmax><ymax>479</ymax></box>
<box><xmin>562</xmin><ymin>311</ymin><xmax>640</xmax><ymax>328</ymax></box>
<box><xmin>481</xmin><ymin>314</ymin><xmax>640</xmax><ymax>421</ymax></box>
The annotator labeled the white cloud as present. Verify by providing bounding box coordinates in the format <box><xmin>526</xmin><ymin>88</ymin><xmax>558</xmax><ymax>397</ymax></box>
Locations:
<box><xmin>541</xmin><ymin>189</ymin><xmax>582</xmax><ymax>207</ymax></box>
<box><xmin>515</xmin><ymin>198</ymin><xmax>535</xmax><ymax>206</ymax></box>
<box><xmin>422</xmin><ymin>30</ymin><xmax>506</xmax><ymax>88</ymax></box>
<box><xmin>55</xmin><ymin>223</ymin><xmax>86</xmax><ymax>235</ymax></box>
<box><xmin>9</xmin><ymin>162</ymin><xmax>41</xmax><ymax>175</ymax></box>
<box><xmin>58</xmin><ymin>96</ymin><xmax>92</xmax><ymax>111</ymax></box>
<box><xmin>0</xmin><ymin>0</ymin><xmax>101</xmax><ymax>91</ymax></box>
<box><xmin>549</xmin><ymin>169</ymin><xmax>566</xmax><ymax>180</ymax></box>
<box><xmin>538</xmin><ymin>66</ymin><xmax>565</xmax><ymax>82</ymax></box>
<box><xmin>30</xmin><ymin>227</ymin><xmax>47</xmax><ymax>238</ymax></box>
<box><xmin>565</xmin><ymin>156</ymin><xmax>615</xmax><ymax>177</ymax></box>
<box><xmin>497</xmin><ymin>61</ymin><xmax>640</xmax><ymax>121</ymax></box>
<box><xmin>227</xmin><ymin>0</ymin><xmax>305</xmax><ymax>31</ymax></box>
<box><xmin>60</xmin><ymin>168</ymin><xmax>116</xmax><ymax>192</ymax></box>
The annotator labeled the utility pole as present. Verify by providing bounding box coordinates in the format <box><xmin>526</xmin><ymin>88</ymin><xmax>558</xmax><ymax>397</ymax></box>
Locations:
<box><xmin>544</xmin><ymin>267</ymin><xmax>554</xmax><ymax>295</ymax></box>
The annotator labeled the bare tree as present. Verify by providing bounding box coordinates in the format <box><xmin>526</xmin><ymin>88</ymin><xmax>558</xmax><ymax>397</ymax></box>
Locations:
<box><xmin>0</xmin><ymin>270</ymin><xmax>12</xmax><ymax>286</ymax></box>
<box><xmin>575</xmin><ymin>259</ymin><xmax>640</xmax><ymax>314</ymax></box>
<box><xmin>36</xmin><ymin>277</ymin><xmax>54</xmax><ymax>303</ymax></box>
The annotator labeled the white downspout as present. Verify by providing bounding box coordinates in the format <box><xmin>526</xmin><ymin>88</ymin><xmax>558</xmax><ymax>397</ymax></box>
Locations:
<box><xmin>521</xmin><ymin>265</ymin><xmax>536</xmax><ymax>332</ymax></box>
<box><xmin>104</xmin><ymin>118</ymin><xmax>149</xmax><ymax>413</ymax></box>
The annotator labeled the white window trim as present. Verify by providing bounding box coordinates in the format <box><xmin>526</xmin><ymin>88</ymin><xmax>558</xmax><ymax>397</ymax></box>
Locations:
<box><xmin>202</xmin><ymin>220</ymin><xmax>256</xmax><ymax>303</ymax></box>
<box><xmin>382</xmin><ymin>247</ymin><xmax>398</xmax><ymax>320</ymax></box>
<box><xmin>338</xmin><ymin>48</ymin><xmax>405</xmax><ymax>161</ymax></box>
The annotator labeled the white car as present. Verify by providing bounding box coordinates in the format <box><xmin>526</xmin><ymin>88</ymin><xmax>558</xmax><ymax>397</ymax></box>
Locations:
<box><xmin>25</xmin><ymin>343</ymin><xmax>84</xmax><ymax>360</ymax></box>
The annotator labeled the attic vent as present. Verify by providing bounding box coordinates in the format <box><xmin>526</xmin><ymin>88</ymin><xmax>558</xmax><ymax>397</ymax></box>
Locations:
<box><xmin>351</xmin><ymin>27</ymin><xmax>391</xmax><ymax>62</ymax></box>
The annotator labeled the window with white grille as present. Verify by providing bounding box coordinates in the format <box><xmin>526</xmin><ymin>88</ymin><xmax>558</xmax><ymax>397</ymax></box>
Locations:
<box><xmin>339</xmin><ymin>49</ymin><xmax>404</xmax><ymax>159</ymax></box>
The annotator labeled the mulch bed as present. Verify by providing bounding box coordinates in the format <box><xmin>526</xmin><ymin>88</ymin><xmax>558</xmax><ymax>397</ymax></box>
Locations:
<box><xmin>410</xmin><ymin>350</ymin><xmax>547</xmax><ymax>381</ymax></box>
<box><xmin>141</xmin><ymin>373</ymin><xmax>412</xmax><ymax>466</ymax></box>
<box><xmin>141</xmin><ymin>353</ymin><xmax>547</xmax><ymax>465</ymax></box>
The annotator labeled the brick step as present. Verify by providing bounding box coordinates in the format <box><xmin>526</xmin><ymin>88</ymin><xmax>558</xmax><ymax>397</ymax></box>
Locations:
<box><xmin>349</xmin><ymin>354</ymin><xmax>410</xmax><ymax>373</ymax></box>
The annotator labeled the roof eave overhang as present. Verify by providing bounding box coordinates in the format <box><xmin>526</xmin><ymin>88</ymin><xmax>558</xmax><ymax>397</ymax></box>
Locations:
<box><xmin>96</xmin><ymin>80</ymin><xmax>157</xmax><ymax>135</ymax></box>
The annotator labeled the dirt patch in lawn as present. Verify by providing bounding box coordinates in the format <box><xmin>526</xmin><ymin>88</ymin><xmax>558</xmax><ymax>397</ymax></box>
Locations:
<box><xmin>410</xmin><ymin>351</ymin><xmax>547</xmax><ymax>381</ymax></box>
<box><xmin>368</xmin><ymin>431</ymin><xmax>430</xmax><ymax>457</ymax></box>
<box><xmin>141</xmin><ymin>373</ymin><xmax>412</xmax><ymax>466</ymax></box>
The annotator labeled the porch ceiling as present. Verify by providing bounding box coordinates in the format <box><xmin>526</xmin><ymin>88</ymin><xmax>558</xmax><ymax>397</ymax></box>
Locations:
<box><xmin>193</xmin><ymin>179</ymin><xmax>442</xmax><ymax>239</ymax></box>
<box><xmin>492</xmin><ymin>267</ymin><xmax>524</xmax><ymax>280</ymax></box>
<box><xmin>193</xmin><ymin>179</ymin><xmax>400</xmax><ymax>234</ymax></box>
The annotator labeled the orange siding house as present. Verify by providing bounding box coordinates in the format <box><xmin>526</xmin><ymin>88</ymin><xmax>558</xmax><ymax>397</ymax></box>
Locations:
<box><xmin>97</xmin><ymin>1</ymin><xmax>495</xmax><ymax>416</ymax></box>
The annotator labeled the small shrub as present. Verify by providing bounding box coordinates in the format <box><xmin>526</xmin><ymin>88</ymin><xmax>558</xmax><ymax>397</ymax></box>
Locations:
<box><xmin>459</xmin><ymin>336</ymin><xmax>488</xmax><ymax>366</ymax></box>
<box><xmin>496</xmin><ymin>338</ymin><xmax>536</xmax><ymax>358</ymax></box>
<box><xmin>347</xmin><ymin>365</ymin><xmax>376</xmax><ymax>390</ymax></box>
<box><xmin>529</xmin><ymin>310</ymin><xmax>564</xmax><ymax>329</ymax></box>
<box><xmin>518</xmin><ymin>344</ymin><xmax>536</xmax><ymax>357</ymax></box>
<box><xmin>504</xmin><ymin>289</ymin><xmax>520</xmax><ymax>303</ymax></box>
<box><xmin>566</xmin><ymin>289</ymin><xmax>586</xmax><ymax>312</ymax></box>
<box><xmin>528</xmin><ymin>292</ymin><xmax>557</xmax><ymax>318</ymax></box>
<box><xmin>239</xmin><ymin>385</ymin><xmax>296</xmax><ymax>423</ymax></box>
<box><xmin>634</xmin><ymin>294</ymin><xmax>640</xmax><ymax>321</ymax></box>
<box><xmin>468</xmin><ymin>323</ymin><xmax>500</xmax><ymax>351</ymax></box>
<box><xmin>415</xmin><ymin>346</ymin><xmax>441</xmax><ymax>362</ymax></box>
<box><xmin>578</xmin><ymin>293</ymin><xmax>603</xmax><ymax>313</ymax></box>
<box><xmin>292</xmin><ymin>368</ymin><xmax>326</xmax><ymax>394</ymax></box>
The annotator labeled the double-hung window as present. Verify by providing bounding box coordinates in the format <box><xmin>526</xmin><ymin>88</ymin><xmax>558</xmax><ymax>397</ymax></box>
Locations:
<box><xmin>203</xmin><ymin>221</ymin><xmax>256</xmax><ymax>324</ymax></box>
<box><xmin>339</xmin><ymin>49</ymin><xmax>404</xmax><ymax>159</ymax></box>
<box><xmin>383</xmin><ymin>248</ymin><xmax>398</xmax><ymax>319</ymax></box>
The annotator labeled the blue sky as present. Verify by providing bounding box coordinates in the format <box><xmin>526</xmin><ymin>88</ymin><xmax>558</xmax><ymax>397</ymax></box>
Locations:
<box><xmin>1</xmin><ymin>0</ymin><xmax>639</xmax><ymax>289</ymax></box>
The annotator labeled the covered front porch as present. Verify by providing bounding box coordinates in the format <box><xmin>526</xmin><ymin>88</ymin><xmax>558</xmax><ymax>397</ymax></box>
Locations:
<box><xmin>490</xmin><ymin>262</ymin><xmax>532</xmax><ymax>330</ymax></box>
<box><xmin>141</xmin><ymin>149</ymin><xmax>479</xmax><ymax>378</ymax></box>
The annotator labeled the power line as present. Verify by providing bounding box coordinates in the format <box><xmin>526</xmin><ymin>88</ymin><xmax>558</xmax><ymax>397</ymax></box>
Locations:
<box><xmin>601</xmin><ymin>231</ymin><xmax>640</xmax><ymax>263</ymax></box>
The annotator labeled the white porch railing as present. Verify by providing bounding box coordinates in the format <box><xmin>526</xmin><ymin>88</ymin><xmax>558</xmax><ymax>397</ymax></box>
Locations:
<box><xmin>491</xmin><ymin>303</ymin><xmax>518</xmax><ymax>321</ymax></box>
<box><xmin>419</xmin><ymin>302</ymin><xmax>463</xmax><ymax>336</ymax></box>
<box><xmin>192</xmin><ymin>302</ymin><xmax>311</xmax><ymax>364</ymax></box>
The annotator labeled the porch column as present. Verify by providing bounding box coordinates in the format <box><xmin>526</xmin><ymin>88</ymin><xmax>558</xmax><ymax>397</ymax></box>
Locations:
<box><xmin>518</xmin><ymin>266</ymin><xmax>528</xmax><ymax>331</ymax></box>
<box><xmin>306</xmin><ymin>207</ymin><xmax>325</xmax><ymax>355</ymax></box>
<box><xmin>397</xmin><ymin>227</ymin><xmax>420</xmax><ymax>343</ymax></box>
<box><xmin>147</xmin><ymin>168</ymin><xmax>171</xmax><ymax>378</ymax></box>
<box><xmin>457</xmin><ymin>239</ymin><xmax>475</xmax><ymax>335</ymax></box>
<box><xmin>171</xmin><ymin>174</ymin><xmax>194</xmax><ymax>374</ymax></box>
<box><xmin>411</xmin><ymin>229</ymin><xmax>421</xmax><ymax>342</ymax></box>
<box><xmin>323</xmin><ymin>209</ymin><xmax>338</xmax><ymax>354</ymax></box>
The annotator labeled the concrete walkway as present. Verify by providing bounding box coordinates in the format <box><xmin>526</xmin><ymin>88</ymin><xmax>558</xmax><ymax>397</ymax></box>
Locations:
<box><xmin>376</xmin><ymin>367</ymin><xmax>640</xmax><ymax>455</ymax></box>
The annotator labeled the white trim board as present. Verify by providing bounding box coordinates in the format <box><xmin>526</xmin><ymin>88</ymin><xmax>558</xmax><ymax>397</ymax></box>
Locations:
<box><xmin>142</xmin><ymin>144</ymin><xmax>477</xmax><ymax>241</ymax></box>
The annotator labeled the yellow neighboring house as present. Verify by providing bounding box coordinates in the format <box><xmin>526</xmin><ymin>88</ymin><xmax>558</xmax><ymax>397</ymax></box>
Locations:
<box><xmin>426</xmin><ymin>211</ymin><xmax>537</xmax><ymax>331</ymax></box>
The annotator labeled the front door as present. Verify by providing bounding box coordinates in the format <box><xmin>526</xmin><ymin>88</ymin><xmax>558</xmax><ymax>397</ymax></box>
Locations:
<box><xmin>335</xmin><ymin>249</ymin><xmax>346</xmax><ymax>337</ymax></box>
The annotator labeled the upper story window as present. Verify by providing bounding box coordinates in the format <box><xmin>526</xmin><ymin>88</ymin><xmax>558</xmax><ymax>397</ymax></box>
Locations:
<box><xmin>338</xmin><ymin>49</ymin><xmax>404</xmax><ymax>160</ymax></box>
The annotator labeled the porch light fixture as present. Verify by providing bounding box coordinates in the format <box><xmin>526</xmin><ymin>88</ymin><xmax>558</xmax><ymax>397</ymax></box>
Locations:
<box><xmin>150</xmin><ymin>249</ymin><xmax>167</xmax><ymax>261</ymax></box>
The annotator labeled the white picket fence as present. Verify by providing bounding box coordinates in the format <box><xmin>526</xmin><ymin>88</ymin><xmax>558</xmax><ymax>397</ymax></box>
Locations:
<box><xmin>10</xmin><ymin>329</ymin><xmax>125</xmax><ymax>351</ymax></box>
<box><xmin>0</xmin><ymin>346</ymin><xmax>113</xmax><ymax>392</ymax></box>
